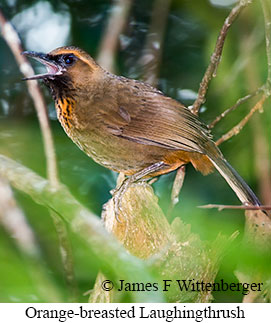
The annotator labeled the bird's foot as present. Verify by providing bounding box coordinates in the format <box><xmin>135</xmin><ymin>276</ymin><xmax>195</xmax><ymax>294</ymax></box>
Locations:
<box><xmin>111</xmin><ymin>177</ymin><xmax>131</xmax><ymax>222</ymax></box>
<box><xmin>110</xmin><ymin>162</ymin><xmax>166</xmax><ymax>222</ymax></box>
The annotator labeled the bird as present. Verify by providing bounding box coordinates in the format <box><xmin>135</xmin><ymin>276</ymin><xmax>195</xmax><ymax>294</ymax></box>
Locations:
<box><xmin>22</xmin><ymin>46</ymin><xmax>261</xmax><ymax>215</ymax></box>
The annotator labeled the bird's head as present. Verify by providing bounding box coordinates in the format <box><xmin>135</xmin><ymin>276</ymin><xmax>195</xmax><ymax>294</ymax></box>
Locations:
<box><xmin>22</xmin><ymin>46</ymin><xmax>99</xmax><ymax>84</ymax></box>
<box><xmin>22</xmin><ymin>46</ymin><xmax>102</xmax><ymax>102</ymax></box>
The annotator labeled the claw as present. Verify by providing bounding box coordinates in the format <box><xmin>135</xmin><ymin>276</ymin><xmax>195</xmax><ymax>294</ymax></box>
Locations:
<box><xmin>110</xmin><ymin>188</ymin><xmax>116</xmax><ymax>195</ymax></box>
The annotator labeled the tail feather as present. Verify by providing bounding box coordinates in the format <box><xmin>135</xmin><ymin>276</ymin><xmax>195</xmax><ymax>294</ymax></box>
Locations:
<box><xmin>208</xmin><ymin>154</ymin><xmax>261</xmax><ymax>206</ymax></box>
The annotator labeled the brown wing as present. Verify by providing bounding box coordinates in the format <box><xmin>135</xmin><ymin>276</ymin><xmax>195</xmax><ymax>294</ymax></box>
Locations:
<box><xmin>99</xmin><ymin>76</ymin><xmax>212</xmax><ymax>154</ymax></box>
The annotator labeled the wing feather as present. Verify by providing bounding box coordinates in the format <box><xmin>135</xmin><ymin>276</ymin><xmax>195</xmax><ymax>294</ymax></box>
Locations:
<box><xmin>99</xmin><ymin>76</ymin><xmax>212</xmax><ymax>154</ymax></box>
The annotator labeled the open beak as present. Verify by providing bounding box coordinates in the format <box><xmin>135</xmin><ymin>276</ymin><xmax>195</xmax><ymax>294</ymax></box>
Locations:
<box><xmin>21</xmin><ymin>51</ymin><xmax>63</xmax><ymax>80</ymax></box>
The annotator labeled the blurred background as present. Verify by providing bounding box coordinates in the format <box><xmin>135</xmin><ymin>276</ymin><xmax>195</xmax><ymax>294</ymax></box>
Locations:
<box><xmin>0</xmin><ymin>0</ymin><xmax>270</xmax><ymax>302</ymax></box>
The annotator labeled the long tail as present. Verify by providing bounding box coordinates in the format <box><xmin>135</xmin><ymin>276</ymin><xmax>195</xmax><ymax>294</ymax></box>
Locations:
<box><xmin>207</xmin><ymin>152</ymin><xmax>261</xmax><ymax>206</ymax></box>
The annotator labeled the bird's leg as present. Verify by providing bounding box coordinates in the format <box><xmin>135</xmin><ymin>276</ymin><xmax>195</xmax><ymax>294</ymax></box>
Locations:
<box><xmin>167</xmin><ymin>165</ymin><xmax>186</xmax><ymax>218</ymax></box>
<box><xmin>112</xmin><ymin>161</ymin><xmax>166</xmax><ymax>222</ymax></box>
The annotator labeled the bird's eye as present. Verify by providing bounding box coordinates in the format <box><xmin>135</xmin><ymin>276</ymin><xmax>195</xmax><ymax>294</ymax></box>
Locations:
<box><xmin>63</xmin><ymin>55</ymin><xmax>74</xmax><ymax>65</ymax></box>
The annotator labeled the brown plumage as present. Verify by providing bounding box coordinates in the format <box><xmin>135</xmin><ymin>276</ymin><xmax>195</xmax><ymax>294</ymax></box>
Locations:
<box><xmin>22</xmin><ymin>46</ymin><xmax>261</xmax><ymax>206</ymax></box>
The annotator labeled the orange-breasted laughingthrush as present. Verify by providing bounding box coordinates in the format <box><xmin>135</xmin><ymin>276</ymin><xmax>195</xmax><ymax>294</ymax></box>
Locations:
<box><xmin>22</xmin><ymin>46</ymin><xmax>262</xmax><ymax>217</ymax></box>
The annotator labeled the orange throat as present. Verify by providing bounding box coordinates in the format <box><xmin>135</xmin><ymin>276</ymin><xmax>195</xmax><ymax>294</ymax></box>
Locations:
<box><xmin>55</xmin><ymin>97</ymin><xmax>75</xmax><ymax>131</ymax></box>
